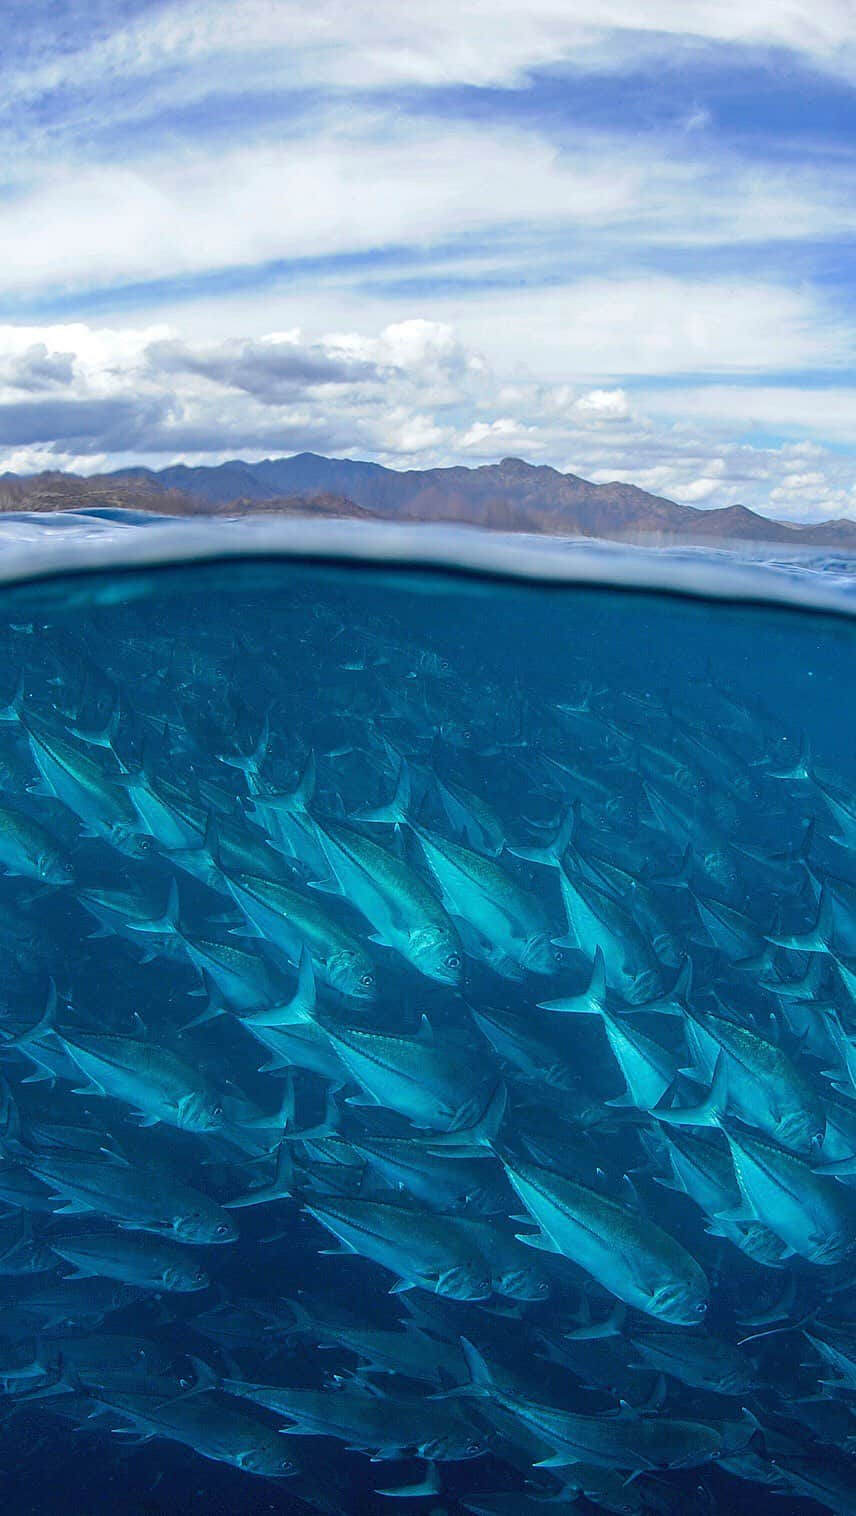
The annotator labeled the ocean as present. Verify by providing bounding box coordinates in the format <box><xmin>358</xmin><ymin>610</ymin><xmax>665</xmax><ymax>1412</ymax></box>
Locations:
<box><xmin>0</xmin><ymin>512</ymin><xmax>854</xmax><ymax>1515</ymax></box>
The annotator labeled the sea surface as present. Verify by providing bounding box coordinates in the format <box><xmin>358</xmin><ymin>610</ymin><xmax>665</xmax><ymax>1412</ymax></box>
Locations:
<box><xmin>0</xmin><ymin>513</ymin><xmax>854</xmax><ymax>1514</ymax></box>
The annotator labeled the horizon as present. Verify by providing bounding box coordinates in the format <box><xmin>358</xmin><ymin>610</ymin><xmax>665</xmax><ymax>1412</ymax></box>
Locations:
<box><xmin>5</xmin><ymin>448</ymin><xmax>855</xmax><ymax>531</ymax></box>
<box><xmin>0</xmin><ymin>6</ymin><xmax>853</xmax><ymax>523</ymax></box>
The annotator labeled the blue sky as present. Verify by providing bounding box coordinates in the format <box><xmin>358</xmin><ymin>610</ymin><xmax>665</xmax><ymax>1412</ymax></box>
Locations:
<box><xmin>0</xmin><ymin>1</ymin><xmax>854</xmax><ymax>518</ymax></box>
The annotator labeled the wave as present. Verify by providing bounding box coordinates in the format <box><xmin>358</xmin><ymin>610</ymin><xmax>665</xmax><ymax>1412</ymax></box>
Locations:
<box><xmin>0</xmin><ymin>508</ymin><xmax>854</xmax><ymax>615</ymax></box>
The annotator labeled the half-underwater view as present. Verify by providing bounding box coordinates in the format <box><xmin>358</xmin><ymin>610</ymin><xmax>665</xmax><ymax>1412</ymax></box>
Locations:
<box><xmin>1</xmin><ymin>1</ymin><xmax>856</xmax><ymax>1513</ymax></box>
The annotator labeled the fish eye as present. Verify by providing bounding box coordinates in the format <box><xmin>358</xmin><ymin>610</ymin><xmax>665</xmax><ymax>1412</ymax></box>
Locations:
<box><xmin>446</xmin><ymin>953</ymin><xmax>461</xmax><ymax>970</ymax></box>
<box><xmin>212</xmin><ymin>1105</ymin><xmax>224</xmax><ymax>1119</ymax></box>
<box><xmin>466</xmin><ymin>1440</ymin><xmax>482</xmax><ymax>1455</ymax></box>
<box><xmin>695</xmin><ymin>1301</ymin><xmax>707</xmax><ymax>1316</ymax></box>
<box><xmin>215</xmin><ymin>1222</ymin><xmax>230</xmax><ymax>1236</ymax></box>
<box><xmin>360</xmin><ymin>972</ymin><xmax>374</xmax><ymax>987</ymax></box>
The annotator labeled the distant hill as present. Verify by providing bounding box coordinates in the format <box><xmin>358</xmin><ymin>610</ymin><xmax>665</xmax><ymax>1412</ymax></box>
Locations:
<box><xmin>0</xmin><ymin>470</ymin><xmax>377</xmax><ymax>524</ymax></box>
<box><xmin>0</xmin><ymin>471</ymin><xmax>199</xmax><ymax>515</ymax></box>
<box><xmin>1</xmin><ymin>454</ymin><xmax>855</xmax><ymax>549</ymax></box>
<box><xmin>113</xmin><ymin>454</ymin><xmax>856</xmax><ymax>547</ymax></box>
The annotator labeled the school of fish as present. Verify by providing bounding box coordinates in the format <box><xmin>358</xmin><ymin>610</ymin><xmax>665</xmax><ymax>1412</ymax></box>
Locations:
<box><xmin>0</xmin><ymin>575</ymin><xmax>853</xmax><ymax>1513</ymax></box>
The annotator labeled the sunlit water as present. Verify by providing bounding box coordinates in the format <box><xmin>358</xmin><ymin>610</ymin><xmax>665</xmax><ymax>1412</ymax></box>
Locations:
<box><xmin>0</xmin><ymin>515</ymin><xmax>854</xmax><ymax>1514</ymax></box>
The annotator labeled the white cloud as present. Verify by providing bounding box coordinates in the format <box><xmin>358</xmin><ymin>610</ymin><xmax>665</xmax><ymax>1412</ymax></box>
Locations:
<box><xmin>0</xmin><ymin>3</ymin><xmax>849</xmax><ymax>515</ymax></box>
<box><xmin>640</xmin><ymin>384</ymin><xmax>856</xmax><ymax>441</ymax></box>
<box><xmin>374</xmin><ymin>320</ymin><xmax>480</xmax><ymax>375</ymax></box>
<box><xmin>0</xmin><ymin>108</ymin><xmax>853</xmax><ymax>307</ymax></box>
<box><xmin>683</xmin><ymin>107</ymin><xmax>714</xmax><ymax>133</ymax></box>
<box><xmin>114</xmin><ymin>268</ymin><xmax>851</xmax><ymax>399</ymax></box>
<box><xmin>0</xmin><ymin>124</ymin><xmax>630</xmax><ymax>295</ymax></box>
<box><xmin>673</xmin><ymin>475</ymin><xmax>724</xmax><ymax>502</ymax></box>
<box><xmin>324</xmin><ymin>319</ymin><xmax>479</xmax><ymax>383</ymax></box>
<box><xmin>0</xmin><ymin>313</ymin><xmax>850</xmax><ymax>520</ymax></box>
<box><xmin>10</xmin><ymin>0</ymin><xmax>856</xmax><ymax>112</ymax></box>
<box><xmin>0</xmin><ymin>444</ymin><xmax>110</xmax><ymax>476</ymax></box>
<box><xmin>573</xmin><ymin>388</ymin><xmax>631</xmax><ymax>422</ymax></box>
<box><xmin>0</xmin><ymin>321</ymin><xmax>171</xmax><ymax>399</ymax></box>
<box><xmin>460</xmin><ymin>418</ymin><xmax>540</xmax><ymax>453</ymax></box>
<box><xmin>377</xmin><ymin>409</ymin><xmax>448</xmax><ymax>454</ymax></box>
<box><xmin>438</xmin><ymin>278</ymin><xmax>849</xmax><ymax>378</ymax></box>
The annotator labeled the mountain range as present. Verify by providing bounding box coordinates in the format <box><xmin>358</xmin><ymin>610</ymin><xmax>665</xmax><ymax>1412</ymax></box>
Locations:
<box><xmin>0</xmin><ymin>453</ymin><xmax>853</xmax><ymax>549</ymax></box>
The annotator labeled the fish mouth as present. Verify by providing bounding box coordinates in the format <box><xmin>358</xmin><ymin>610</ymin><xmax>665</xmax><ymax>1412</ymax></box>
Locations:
<box><xmin>426</xmin><ymin>963</ymin><xmax>464</xmax><ymax>987</ymax></box>
<box><xmin>500</xmin><ymin>1273</ymin><xmax>549</xmax><ymax>1301</ymax></box>
<box><xmin>185</xmin><ymin>1219</ymin><xmax>238</xmax><ymax>1244</ymax></box>
<box><xmin>628</xmin><ymin>970</ymin><xmax>661</xmax><ymax>1003</ymax></box>
<box><xmin>776</xmin><ymin>1115</ymin><xmax>823</xmax><ymax>1154</ymax></box>
<box><xmin>650</xmin><ymin>1286</ymin><xmax>708</xmax><ymax>1324</ymax></box>
<box><xmin>438</xmin><ymin>1268</ymin><xmax>491</xmax><ymax>1300</ymax></box>
<box><xmin>519</xmin><ymin>937</ymin><xmax>557</xmax><ymax>974</ymax></box>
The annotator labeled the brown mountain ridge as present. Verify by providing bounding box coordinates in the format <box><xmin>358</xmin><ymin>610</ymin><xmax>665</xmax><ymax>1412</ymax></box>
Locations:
<box><xmin>0</xmin><ymin>454</ymin><xmax>854</xmax><ymax>550</ymax></box>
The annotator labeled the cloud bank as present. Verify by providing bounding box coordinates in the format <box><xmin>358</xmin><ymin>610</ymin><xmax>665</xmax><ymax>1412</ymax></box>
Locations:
<box><xmin>0</xmin><ymin>1</ymin><xmax>853</xmax><ymax>519</ymax></box>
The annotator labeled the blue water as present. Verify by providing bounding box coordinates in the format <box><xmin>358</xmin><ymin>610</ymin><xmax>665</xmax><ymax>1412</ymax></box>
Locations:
<box><xmin>0</xmin><ymin>517</ymin><xmax>854</xmax><ymax>1513</ymax></box>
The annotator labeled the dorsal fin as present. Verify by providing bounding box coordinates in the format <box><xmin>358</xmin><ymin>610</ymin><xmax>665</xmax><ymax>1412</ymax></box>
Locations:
<box><xmin>354</xmin><ymin>758</ymin><xmax>412</xmax><ymax>827</ymax></box>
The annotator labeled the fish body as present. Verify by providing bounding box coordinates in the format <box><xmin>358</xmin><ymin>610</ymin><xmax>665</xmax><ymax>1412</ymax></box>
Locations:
<box><xmin>92</xmin><ymin>1389</ymin><xmax>298</xmax><ymax>1477</ymax></box>
<box><xmin>286</xmin><ymin>1304</ymin><xmax>468</xmax><ymax>1384</ymax></box>
<box><xmin>315</xmin><ymin>818</ymin><xmax>464</xmax><ymax>984</ymax></box>
<box><xmin>629</xmin><ymin>1329</ymin><xmax>758</xmax><ymax>1395</ymax></box>
<box><xmin>222</xmin><ymin>1379</ymin><xmax>484</xmax><ymax>1459</ymax></box>
<box><xmin>22</xmin><ymin>716</ymin><xmax>142</xmax><ymax>854</ymax></box>
<box><xmin>320</xmin><ymin>1018</ymin><xmax>495</xmax><ymax>1132</ymax></box>
<box><xmin>304</xmin><ymin>1195</ymin><xmax>493</xmax><ymax>1299</ymax></box>
<box><xmin>353</xmin><ymin>1133</ymin><xmax>511</xmax><ymax>1213</ymax></box>
<box><xmin>122</xmin><ymin>769</ymin><xmax>203</xmax><ymax>850</ymax></box>
<box><xmin>503</xmin><ymin>1155</ymin><xmax>708</xmax><ymax>1324</ymax></box>
<box><xmin>224</xmin><ymin>868</ymin><xmax>378</xmax><ymax>1001</ymax></box>
<box><xmin>556</xmin><ymin>866</ymin><xmax>661</xmax><ymax>1001</ymax></box>
<box><xmin>462</xmin><ymin>1341</ymin><xmax>721</xmax><ymax>1472</ymax></box>
<box><xmin>50</xmin><ymin>1229</ymin><xmax>210</xmax><ymax>1291</ymax></box>
<box><xmin>688</xmin><ymin>1005</ymin><xmax>826</xmax><ymax>1153</ymax></box>
<box><xmin>26</xmin><ymin>1152</ymin><xmax>237</xmax><ymax>1244</ymax></box>
<box><xmin>725</xmin><ymin>1122</ymin><xmax>856</xmax><ymax>1265</ymax></box>
<box><xmin>0</xmin><ymin>803</ymin><xmax>74</xmax><ymax>883</ymax></box>
<box><xmin>469</xmin><ymin>1002</ymin><xmax>577</xmax><ymax>1091</ymax></box>
<box><xmin>59</xmin><ymin>1030</ymin><xmax>226</xmax><ymax>1132</ymax></box>
<box><xmin>435</xmin><ymin>772</ymin><xmax>505</xmax><ymax>856</ymax></box>
<box><xmin>76</xmin><ymin>881</ymin><xmax>187</xmax><ymax>962</ymax></box>
<box><xmin>180</xmin><ymin>930</ymin><xmax>277</xmax><ymax>1012</ymax></box>
<box><xmin>414</xmin><ymin>824</ymin><xmax>555</xmax><ymax>974</ymax></box>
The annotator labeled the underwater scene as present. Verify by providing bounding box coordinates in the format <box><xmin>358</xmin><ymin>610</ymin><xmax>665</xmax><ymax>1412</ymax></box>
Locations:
<box><xmin>0</xmin><ymin>552</ymin><xmax>854</xmax><ymax>1515</ymax></box>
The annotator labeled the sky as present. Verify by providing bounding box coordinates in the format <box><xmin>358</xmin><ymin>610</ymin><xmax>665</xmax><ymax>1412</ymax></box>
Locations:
<box><xmin>0</xmin><ymin>1</ymin><xmax>855</xmax><ymax>518</ymax></box>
